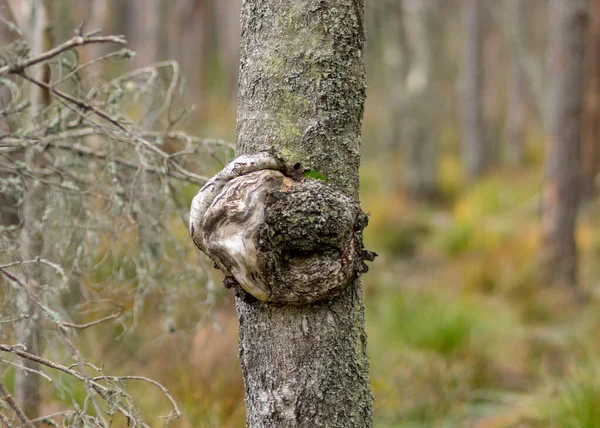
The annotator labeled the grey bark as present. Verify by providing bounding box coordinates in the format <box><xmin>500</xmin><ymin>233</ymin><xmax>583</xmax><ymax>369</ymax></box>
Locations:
<box><xmin>541</xmin><ymin>0</ymin><xmax>588</xmax><ymax>286</ymax></box>
<box><xmin>459</xmin><ymin>0</ymin><xmax>488</xmax><ymax>180</ymax></box>
<box><xmin>504</xmin><ymin>0</ymin><xmax>528</xmax><ymax>165</ymax></box>
<box><xmin>233</xmin><ymin>0</ymin><xmax>372</xmax><ymax>426</ymax></box>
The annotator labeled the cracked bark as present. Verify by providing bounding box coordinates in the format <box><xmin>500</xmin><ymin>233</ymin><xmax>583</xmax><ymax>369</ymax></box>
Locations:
<box><xmin>233</xmin><ymin>0</ymin><xmax>372</xmax><ymax>426</ymax></box>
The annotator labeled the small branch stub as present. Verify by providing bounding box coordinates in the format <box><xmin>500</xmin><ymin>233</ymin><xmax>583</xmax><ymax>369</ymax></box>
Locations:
<box><xmin>189</xmin><ymin>153</ymin><xmax>375</xmax><ymax>305</ymax></box>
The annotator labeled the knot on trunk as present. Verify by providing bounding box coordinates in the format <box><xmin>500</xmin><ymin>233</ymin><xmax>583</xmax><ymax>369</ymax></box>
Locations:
<box><xmin>189</xmin><ymin>153</ymin><xmax>375</xmax><ymax>305</ymax></box>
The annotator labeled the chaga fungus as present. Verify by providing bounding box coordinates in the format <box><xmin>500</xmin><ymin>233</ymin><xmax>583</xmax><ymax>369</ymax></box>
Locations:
<box><xmin>189</xmin><ymin>153</ymin><xmax>375</xmax><ymax>305</ymax></box>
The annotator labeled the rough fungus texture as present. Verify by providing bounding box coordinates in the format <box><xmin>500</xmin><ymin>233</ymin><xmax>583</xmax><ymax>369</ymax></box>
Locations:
<box><xmin>190</xmin><ymin>153</ymin><xmax>375</xmax><ymax>305</ymax></box>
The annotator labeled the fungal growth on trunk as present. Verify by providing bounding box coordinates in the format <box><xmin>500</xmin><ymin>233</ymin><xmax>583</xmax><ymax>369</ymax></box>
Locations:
<box><xmin>189</xmin><ymin>153</ymin><xmax>375</xmax><ymax>305</ymax></box>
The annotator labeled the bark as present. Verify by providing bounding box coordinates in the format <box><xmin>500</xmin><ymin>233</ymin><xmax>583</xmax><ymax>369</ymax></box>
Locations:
<box><xmin>505</xmin><ymin>0</ymin><xmax>528</xmax><ymax>165</ymax></box>
<box><xmin>15</xmin><ymin>0</ymin><xmax>52</xmax><ymax>419</ymax></box>
<box><xmin>459</xmin><ymin>0</ymin><xmax>488</xmax><ymax>181</ymax></box>
<box><xmin>402</xmin><ymin>0</ymin><xmax>438</xmax><ymax>200</ymax></box>
<box><xmin>541</xmin><ymin>0</ymin><xmax>588</xmax><ymax>286</ymax></box>
<box><xmin>233</xmin><ymin>1</ymin><xmax>372</xmax><ymax>426</ymax></box>
<box><xmin>581</xmin><ymin>0</ymin><xmax>600</xmax><ymax>201</ymax></box>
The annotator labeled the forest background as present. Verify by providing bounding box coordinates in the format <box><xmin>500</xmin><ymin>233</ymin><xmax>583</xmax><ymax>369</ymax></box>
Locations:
<box><xmin>1</xmin><ymin>0</ymin><xmax>600</xmax><ymax>427</ymax></box>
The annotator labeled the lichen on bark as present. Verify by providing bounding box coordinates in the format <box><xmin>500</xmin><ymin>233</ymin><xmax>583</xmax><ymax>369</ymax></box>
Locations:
<box><xmin>200</xmin><ymin>0</ymin><xmax>373</xmax><ymax>426</ymax></box>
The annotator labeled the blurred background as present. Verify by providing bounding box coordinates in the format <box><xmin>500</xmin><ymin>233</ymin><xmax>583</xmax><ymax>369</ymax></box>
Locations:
<box><xmin>2</xmin><ymin>0</ymin><xmax>600</xmax><ymax>426</ymax></box>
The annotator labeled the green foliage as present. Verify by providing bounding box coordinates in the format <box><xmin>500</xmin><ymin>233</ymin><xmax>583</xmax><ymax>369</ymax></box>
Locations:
<box><xmin>303</xmin><ymin>169</ymin><xmax>327</xmax><ymax>181</ymax></box>
<box><xmin>549</xmin><ymin>365</ymin><xmax>600</xmax><ymax>428</ymax></box>
<box><xmin>437</xmin><ymin>223</ymin><xmax>474</xmax><ymax>257</ymax></box>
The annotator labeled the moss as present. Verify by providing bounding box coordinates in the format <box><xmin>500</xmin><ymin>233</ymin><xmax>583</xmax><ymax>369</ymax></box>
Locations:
<box><xmin>303</xmin><ymin>169</ymin><xmax>327</xmax><ymax>181</ymax></box>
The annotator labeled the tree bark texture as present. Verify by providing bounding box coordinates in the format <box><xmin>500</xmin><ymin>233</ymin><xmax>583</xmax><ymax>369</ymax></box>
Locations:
<box><xmin>582</xmin><ymin>0</ymin><xmax>600</xmax><ymax>201</ymax></box>
<box><xmin>460</xmin><ymin>0</ymin><xmax>487</xmax><ymax>181</ymax></box>
<box><xmin>542</xmin><ymin>0</ymin><xmax>588</xmax><ymax>286</ymax></box>
<box><xmin>234</xmin><ymin>1</ymin><xmax>372</xmax><ymax>426</ymax></box>
<box><xmin>505</xmin><ymin>0</ymin><xmax>528</xmax><ymax>166</ymax></box>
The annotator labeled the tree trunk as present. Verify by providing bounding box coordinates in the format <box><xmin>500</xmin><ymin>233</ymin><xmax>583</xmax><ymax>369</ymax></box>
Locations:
<box><xmin>459</xmin><ymin>0</ymin><xmax>487</xmax><ymax>181</ymax></box>
<box><xmin>15</xmin><ymin>0</ymin><xmax>52</xmax><ymax>419</ymax></box>
<box><xmin>403</xmin><ymin>0</ymin><xmax>438</xmax><ymax>200</ymax></box>
<box><xmin>380</xmin><ymin>0</ymin><xmax>408</xmax><ymax>194</ymax></box>
<box><xmin>505</xmin><ymin>0</ymin><xmax>528</xmax><ymax>166</ymax></box>
<box><xmin>130</xmin><ymin>0</ymin><xmax>163</xmax><ymax>67</ymax></box>
<box><xmin>234</xmin><ymin>1</ymin><xmax>372</xmax><ymax>426</ymax></box>
<box><xmin>581</xmin><ymin>0</ymin><xmax>600</xmax><ymax>201</ymax></box>
<box><xmin>541</xmin><ymin>0</ymin><xmax>588</xmax><ymax>287</ymax></box>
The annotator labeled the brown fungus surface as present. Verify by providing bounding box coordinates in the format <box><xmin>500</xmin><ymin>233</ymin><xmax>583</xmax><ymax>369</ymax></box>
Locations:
<box><xmin>190</xmin><ymin>154</ymin><xmax>374</xmax><ymax>305</ymax></box>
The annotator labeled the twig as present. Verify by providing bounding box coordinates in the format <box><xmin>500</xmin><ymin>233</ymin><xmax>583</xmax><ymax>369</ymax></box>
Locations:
<box><xmin>0</xmin><ymin>411</ymin><xmax>14</xmax><ymax>428</ymax></box>
<box><xmin>0</xmin><ymin>34</ymin><xmax>126</xmax><ymax>77</ymax></box>
<box><xmin>0</xmin><ymin>358</ymin><xmax>52</xmax><ymax>382</ymax></box>
<box><xmin>0</xmin><ymin>314</ymin><xmax>28</xmax><ymax>325</ymax></box>
<box><xmin>90</xmin><ymin>375</ymin><xmax>181</xmax><ymax>421</ymax></box>
<box><xmin>0</xmin><ymin>344</ymin><xmax>181</xmax><ymax>426</ymax></box>
<box><xmin>61</xmin><ymin>304</ymin><xmax>123</xmax><ymax>330</ymax></box>
<box><xmin>0</xmin><ymin>344</ymin><xmax>152</xmax><ymax>428</ymax></box>
<box><xmin>0</xmin><ymin>381</ymin><xmax>34</xmax><ymax>428</ymax></box>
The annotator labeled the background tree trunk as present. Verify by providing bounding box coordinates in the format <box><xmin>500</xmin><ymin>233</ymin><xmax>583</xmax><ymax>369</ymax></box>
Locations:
<box><xmin>380</xmin><ymin>0</ymin><xmax>409</xmax><ymax>194</ymax></box>
<box><xmin>15</xmin><ymin>0</ymin><xmax>52</xmax><ymax>419</ymax></box>
<box><xmin>541</xmin><ymin>0</ymin><xmax>588</xmax><ymax>287</ymax></box>
<box><xmin>403</xmin><ymin>0</ymin><xmax>439</xmax><ymax>200</ymax></box>
<box><xmin>581</xmin><ymin>0</ymin><xmax>600</xmax><ymax>201</ymax></box>
<box><xmin>504</xmin><ymin>0</ymin><xmax>528</xmax><ymax>166</ymax></box>
<box><xmin>234</xmin><ymin>1</ymin><xmax>372</xmax><ymax>426</ymax></box>
<box><xmin>459</xmin><ymin>0</ymin><xmax>487</xmax><ymax>181</ymax></box>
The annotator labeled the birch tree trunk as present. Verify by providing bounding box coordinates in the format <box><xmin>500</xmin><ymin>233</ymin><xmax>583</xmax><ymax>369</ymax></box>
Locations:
<box><xmin>15</xmin><ymin>0</ymin><xmax>52</xmax><ymax>418</ymax></box>
<box><xmin>234</xmin><ymin>1</ymin><xmax>372</xmax><ymax>426</ymax></box>
<box><xmin>582</xmin><ymin>0</ymin><xmax>600</xmax><ymax>201</ymax></box>
<box><xmin>541</xmin><ymin>0</ymin><xmax>588</xmax><ymax>286</ymax></box>
<box><xmin>460</xmin><ymin>0</ymin><xmax>487</xmax><ymax>181</ymax></box>
<box><xmin>505</xmin><ymin>0</ymin><xmax>528</xmax><ymax>166</ymax></box>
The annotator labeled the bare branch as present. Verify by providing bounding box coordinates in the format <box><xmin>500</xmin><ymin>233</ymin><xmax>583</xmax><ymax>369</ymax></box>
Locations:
<box><xmin>0</xmin><ymin>344</ymin><xmax>153</xmax><ymax>427</ymax></box>
<box><xmin>0</xmin><ymin>381</ymin><xmax>34</xmax><ymax>428</ymax></box>
<box><xmin>0</xmin><ymin>34</ymin><xmax>126</xmax><ymax>77</ymax></box>
<box><xmin>61</xmin><ymin>303</ymin><xmax>123</xmax><ymax>330</ymax></box>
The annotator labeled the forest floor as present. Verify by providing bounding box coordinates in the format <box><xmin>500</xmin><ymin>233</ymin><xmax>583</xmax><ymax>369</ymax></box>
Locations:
<box><xmin>363</xmin><ymin>159</ymin><xmax>600</xmax><ymax>427</ymax></box>
<box><xmin>12</xmin><ymin>155</ymin><xmax>600</xmax><ymax>427</ymax></box>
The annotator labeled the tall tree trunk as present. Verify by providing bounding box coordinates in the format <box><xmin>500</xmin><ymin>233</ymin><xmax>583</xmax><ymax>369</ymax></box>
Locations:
<box><xmin>380</xmin><ymin>0</ymin><xmax>410</xmax><ymax>193</ymax></box>
<box><xmin>459</xmin><ymin>0</ymin><xmax>487</xmax><ymax>181</ymax></box>
<box><xmin>403</xmin><ymin>0</ymin><xmax>438</xmax><ymax>200</ymax></box>
<box><xmin>234</xmin><ymin>1</ymin><xmax>372</xmax><ymax>426</ymax></box>
<box><xmin>380</xmin><ymin>0</ymin><xmax>408</xmax><ymax>194</ymax></box>
<box><xmin>169</xmin><ymin>0</ymin><xmax>210</xmax><ymax>106</ymax></box>
<box><xmin>541</xmin><ymin>0</ymin><xmax>588</xmax><ymax>287</ymax></box>
<box><xmin>215</xmin><ymin>0</ymin><xmax>241</xmax><ymax>98</ymax></box>
<box><xmin>505</xmin><ymin>0</ymin><xmax>528</xmax><ymax>166</ymax></box>
<box><xmin>15</xmin><ymin>0</ymin><xmax>52</xmax><ymax>419</ymax></box>
<box><xmin>582</xmin><ymin>0</ymin><xmax>600</xmax><ymax>201</ymax></box>
<box><xmin>130</xmin><ymin>0</ymin><xmax>163</xmax><ymax>67</ymax></box>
